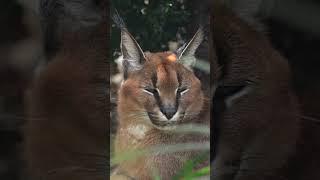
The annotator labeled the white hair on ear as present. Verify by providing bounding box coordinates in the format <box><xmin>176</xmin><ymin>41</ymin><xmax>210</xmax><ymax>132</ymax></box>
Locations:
<box><xmin>111</xmin><ymin>55</ymin><xmax>124</xmax><ymax>85</ymax></box>
<box><xmin>115</xmin><ymin>55</ymin><xmax>124</xmax><ymax>73</ymax></box>
<box><xmin>177</xmin><ymin>26</ymin><xmax>205</xmax><ymax>69</ymax></box>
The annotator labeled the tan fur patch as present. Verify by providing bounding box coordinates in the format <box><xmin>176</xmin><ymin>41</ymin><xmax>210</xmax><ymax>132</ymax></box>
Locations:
<box><xmin>167</xmin><ymin>54</ymin><xmax>177</xmax><ymax>62</ymax></box>
<box><xmin>156</xmin><ymin>64</ymin><xmax>167</xmax><ymax>82</ymax></box>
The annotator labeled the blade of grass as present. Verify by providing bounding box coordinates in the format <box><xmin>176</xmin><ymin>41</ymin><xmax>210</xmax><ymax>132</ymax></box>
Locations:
<box><xmin>170</xmin><ymin>124</ymin><xmax>210</xmax><ymax>135</ymax></box>
<box><xmin>191</xmin><ymin>166</ymin><xmax>210</xmax><ymax>177</ymax></box>
<box><xmin>173</xmin><ymin>152</ymin><xmax>210</xmax><ymax>180</ymax></box>
<box><xmin>111</xmin><ymin>142</ymin><xmax>209</xmax><ymax>166</ymax></box>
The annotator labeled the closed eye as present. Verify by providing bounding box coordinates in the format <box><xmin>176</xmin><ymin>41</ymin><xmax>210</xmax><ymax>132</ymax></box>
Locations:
<box><xmin>142</xmin><ymin>88</ymin><xmax>158</xmax><ymax>96</ymax></box>
<box><xmin>177</xmin><ymin>87</ymin><xmax>189</xmax><ymax>95</ymax></box>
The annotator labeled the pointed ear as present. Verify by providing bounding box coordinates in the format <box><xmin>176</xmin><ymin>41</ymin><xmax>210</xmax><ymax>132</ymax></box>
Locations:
<box><xmin>112</xmin><ymin>10</ymin><xmax>146</xmax><ymax>79</ymax></box>
<box><xmin>176</xmin><ymin>27</ymin><xmax>204</xmax><ymax>68</ymax></box>
<box><xmin>120</xmin><ymin>29</ymin><xmax>146</xmax><ymax>78</ymax></box>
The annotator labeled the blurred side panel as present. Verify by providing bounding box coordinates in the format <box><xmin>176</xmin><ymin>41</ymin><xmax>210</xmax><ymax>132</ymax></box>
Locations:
<box><xmin>23</xmin><ymin>0</ymin><xmax>109</xmax><ymax>180</ymax></box>
<box><xmin>0</xmin><ymin>0</ymin><xmax>44</xmax><ymax>179</ymax></box>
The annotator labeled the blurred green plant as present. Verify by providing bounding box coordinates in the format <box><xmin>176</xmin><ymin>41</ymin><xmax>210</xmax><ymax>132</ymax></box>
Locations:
<box><xmin>111</xmin><ymin>124</ymin><xmax>210</xmax><ymax>179</ymax></box>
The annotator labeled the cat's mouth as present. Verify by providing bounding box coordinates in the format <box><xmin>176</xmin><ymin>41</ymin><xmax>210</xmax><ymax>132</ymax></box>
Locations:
<box><xmin>147</xmin><ymin>111</ymin><xmax>185</xmax><ymax>130</ymax></box>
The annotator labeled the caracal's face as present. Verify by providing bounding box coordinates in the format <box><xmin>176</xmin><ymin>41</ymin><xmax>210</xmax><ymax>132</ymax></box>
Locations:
<box><xmin>120</xmin><ymin>52</ymin><xmax>204</xmax><ymax>130</ymax></box>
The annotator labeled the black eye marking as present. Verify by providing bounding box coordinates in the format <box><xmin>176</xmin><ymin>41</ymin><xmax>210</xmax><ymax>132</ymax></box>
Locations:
<box><xmin>151</xmin><ymin>73</ymin><xmax>157</xmax><ymax>87</ymax></box>
<box><xmin>143</xmin><ymin>87</ymin><xmax>158</xmax><ymax>95</ymax></box>
<box><xmin>177</xmin><ymin>86</ymin><xmax>189</xmax><ymax>95</ymax></box>
<box><xmin>177</xmin><ymin>72</ymin><xmax>182</xmax><ymax>86</ymax></box>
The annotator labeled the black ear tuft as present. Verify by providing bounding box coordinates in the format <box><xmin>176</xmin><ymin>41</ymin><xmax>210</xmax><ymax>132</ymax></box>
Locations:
<box><xmin>111</xmin><ymin>9</ymin><xmax>127</xmax><ymax>30</ymax></box>
<box><xmin>111</xmin><ymin>9</ymin><xmax>146</xmax><ymax>79</ymax></box>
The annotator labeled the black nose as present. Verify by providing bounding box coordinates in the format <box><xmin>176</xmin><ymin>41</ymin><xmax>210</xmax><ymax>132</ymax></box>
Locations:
<box><xmin>160</xmin><ymin>106</ymin><xmax>177</xmax><ymax>120</ymax></box>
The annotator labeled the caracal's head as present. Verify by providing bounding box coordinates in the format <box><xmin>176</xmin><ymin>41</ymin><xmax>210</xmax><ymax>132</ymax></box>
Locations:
<box><xmin>116</xmin><ymin>21</ymin><xmax>206</xmax><ymax>130</ymax></box>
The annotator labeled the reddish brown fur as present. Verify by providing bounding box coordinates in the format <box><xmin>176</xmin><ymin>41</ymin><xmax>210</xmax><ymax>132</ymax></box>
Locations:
<box><xmin>114</xmin><ymin>52</ymin><xmax>209</xmax><ymax>179</ymax></box>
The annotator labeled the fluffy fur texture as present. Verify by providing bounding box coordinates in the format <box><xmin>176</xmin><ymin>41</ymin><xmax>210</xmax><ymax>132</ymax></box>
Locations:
<box><xmin>112</xmin><ymin>20</ymin><xmax>210</xmax><ymax>179</ymax></box>
<box><xmin>114</xmin><ymin>52</ymin><xmax>210</xmax><ymax>179</ymax></box>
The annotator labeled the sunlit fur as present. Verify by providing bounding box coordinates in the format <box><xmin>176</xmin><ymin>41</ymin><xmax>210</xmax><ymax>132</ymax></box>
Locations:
<box><xmin>114</xmin><ymin>52</ymin><xmax>210</xmax><ymax>179</ymax></box>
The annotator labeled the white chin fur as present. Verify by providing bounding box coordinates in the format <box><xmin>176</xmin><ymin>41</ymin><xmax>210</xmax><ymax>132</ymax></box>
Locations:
<box><xmin>153</xmin><ymin>124</ymin><xmax>177</xmax><ymax>131</ymax></box>
<box><xmin>127</xmin><ymin>124</ymin><xmax>150</xmax><ymax>139</ymax></box>
<box><xmin>149</xmin><ymin>110</ymin><xmax>181</xmax><ymax>131</ymax></box>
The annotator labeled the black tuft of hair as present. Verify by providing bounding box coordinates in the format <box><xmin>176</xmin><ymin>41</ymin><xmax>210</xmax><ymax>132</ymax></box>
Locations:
<box><xmin>111</xmin><ymin>8</ymin><xmax>127</xmax><ymax>30</ymax></box>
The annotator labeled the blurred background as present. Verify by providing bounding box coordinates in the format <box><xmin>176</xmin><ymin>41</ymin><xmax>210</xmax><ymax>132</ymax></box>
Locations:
<box><xmin>0</xmin><ymin>0</ymin><xmax>43</xmax><ymax>179</ymax></box>
<box><xmin>0</xmin><ymin>0</ymin><xmax>319</xmax><ymax>179</ymax></box>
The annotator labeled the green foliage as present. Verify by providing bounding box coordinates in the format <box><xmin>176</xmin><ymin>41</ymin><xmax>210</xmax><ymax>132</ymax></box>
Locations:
<box><xmin>111</xmin><ymin>124</ymin><xmax>210</xmax><ymax>179</ymax></box>
<box><xmin>173</xmin><ymin>152</ymin><xmax>210</xmax><ymax>180</ymax></box>
<box><xmin>111</xmin><ymin>0</ymin><xmax>192</xmax><ymax>59</ymax></box>
<box><xmin>111</xmin><ymin>144</ymin><xmax>210</xmax><ymax>179</ymax></box>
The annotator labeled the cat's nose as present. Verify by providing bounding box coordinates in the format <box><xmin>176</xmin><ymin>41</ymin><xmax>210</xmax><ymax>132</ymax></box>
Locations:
<box><xmin>160</xmin><ymin>106</ymin><xmax>177</xmax><ymax>120</ymax></box>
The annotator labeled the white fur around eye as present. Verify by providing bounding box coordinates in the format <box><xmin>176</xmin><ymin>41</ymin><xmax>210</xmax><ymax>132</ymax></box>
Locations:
<box><xmin>142</xmin><ymin>89</ymin><xmax>154</xmax><ymax>96</ymax></box>
<box><xmin>142</xmin><ymin>88</ymin><xmax>160</xmax><ymax>96</ymax></box>
<box><xmin>181</xmin><ymin>88</ymin><xmax>189</xmax><ymax>95</ymax></box>
<box><xmin>176</xmin><ymin>88</ymin><xmax>189</xmax><ymax>95</ymax></box>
